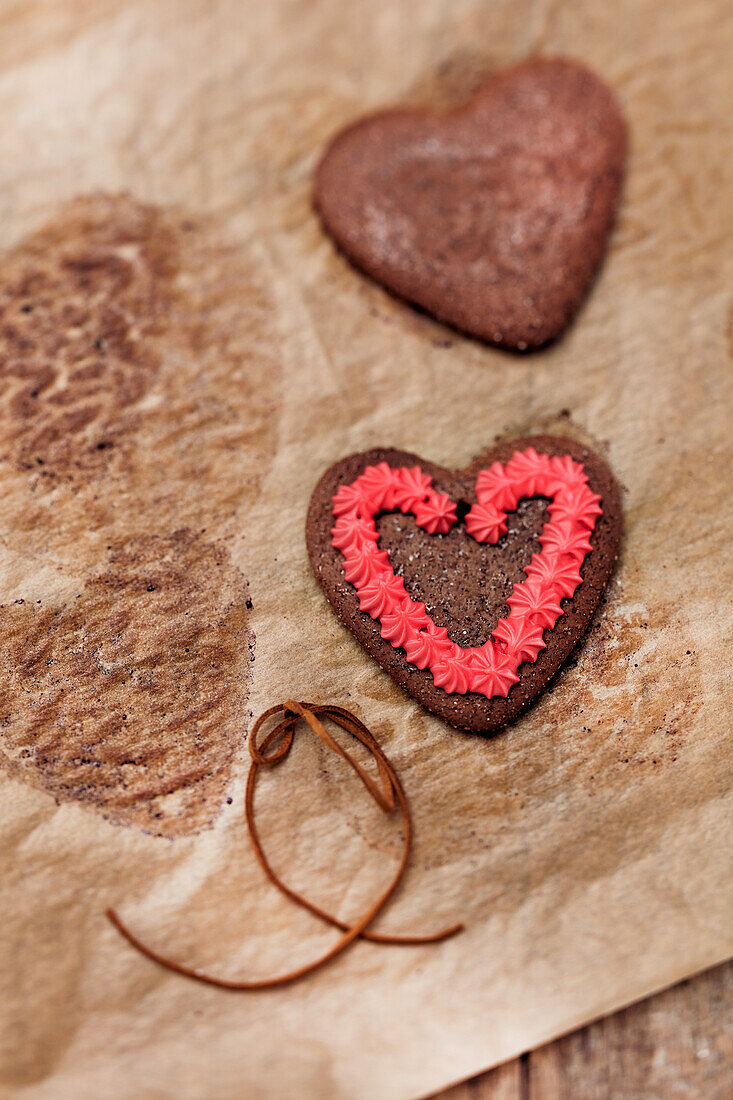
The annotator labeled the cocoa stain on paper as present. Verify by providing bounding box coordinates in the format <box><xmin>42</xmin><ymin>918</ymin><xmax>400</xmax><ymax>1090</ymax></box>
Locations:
<box><xmin>338</xmin><ymin>584</ymin><xmax>702</xmax><ymax>888</ymax></box>
<box><xmin>547</xmin><ymin>588</ymin><xmax>701</xmax><ymax>781</ymax></box>
<box><xmin>0</xmin><ymin>531</ymin><xmax>252</xmax><ymax>837</ymax></box>
<box><xmin>0</xmin><ymin>193</ymin><xmax>282</xmax><ymax>566</ymax></box>
<box><xmin>0</xmin><ymin>194</ymin><xmax>283</xmax><ymax>832</ymax></box>
<box><xmin>0</xmin><ymin>194</ymin><xmax>177</xmax><ymax>484</ymax></box>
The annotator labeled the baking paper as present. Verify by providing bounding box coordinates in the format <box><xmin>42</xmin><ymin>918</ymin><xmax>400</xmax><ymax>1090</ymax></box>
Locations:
<box><xmin>0</xmin><ymin>1</ymin><xmax>731</xmax><ymax>1097</ymax></box>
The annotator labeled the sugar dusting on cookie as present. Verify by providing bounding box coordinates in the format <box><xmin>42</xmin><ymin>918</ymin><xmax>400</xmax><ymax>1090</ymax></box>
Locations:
<box><xmin>315</xmin><ymin>57</ymin><xmax>626</xmax><ymax>348</ymax></box>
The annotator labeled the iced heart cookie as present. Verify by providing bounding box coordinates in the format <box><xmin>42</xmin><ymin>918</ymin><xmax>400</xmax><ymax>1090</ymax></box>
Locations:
<box><xmin>306</xmin><ymin>436</ymin><xmax>621</xmax><ymax>733</ymax></box>
<box><xmin>315</xmin><ymin>58</ymin><xmax>626</xmax><ymax>349</ymax></box>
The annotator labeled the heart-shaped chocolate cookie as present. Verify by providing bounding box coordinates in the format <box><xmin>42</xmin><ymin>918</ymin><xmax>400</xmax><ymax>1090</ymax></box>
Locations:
<box><xmin>307</xmin><ymin>436</ymin><xmax>621</xmax><ymax>733</ymax></box>
<box><xmin>315</xmin><ymin>58</ymin><xmax>626</xmax><ymax>349</ymax></box>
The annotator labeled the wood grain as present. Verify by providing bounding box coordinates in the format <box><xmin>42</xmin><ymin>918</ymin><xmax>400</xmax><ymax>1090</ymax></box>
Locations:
<box><xmin>435</xmin><ymin>960</ymin><xmax>733</xmax><ymax>1099</ymax></box>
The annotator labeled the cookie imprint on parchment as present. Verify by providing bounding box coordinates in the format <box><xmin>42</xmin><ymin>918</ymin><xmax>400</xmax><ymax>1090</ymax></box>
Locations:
<box><xmin>0</xmin><ymin>532</ymin><xmax>253</xmax><ymax>837</ymax></box>
<box><xmin>0</xmin><ymin>194</ymin><xmax>283</xmax><ymax>833</ymax></box>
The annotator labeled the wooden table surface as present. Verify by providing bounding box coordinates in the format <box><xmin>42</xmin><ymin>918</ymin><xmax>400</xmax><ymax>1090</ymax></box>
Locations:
<box><xmin>434</xmin><ymin>959</ymin><xmax>733</xmax><ymax>1099</ymax></box>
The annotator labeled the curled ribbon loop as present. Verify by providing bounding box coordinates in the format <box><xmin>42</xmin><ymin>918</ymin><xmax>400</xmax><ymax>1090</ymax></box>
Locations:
<box><xmin>107</xmin><ymin>701</ymin><xmax>463</xmax><ymax>989</ymax></box>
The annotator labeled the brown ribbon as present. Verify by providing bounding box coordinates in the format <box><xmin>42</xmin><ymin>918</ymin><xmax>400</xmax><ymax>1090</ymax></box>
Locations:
<box><xmin>107</xmin><ymin>700</ymin><xmax>463</xmax><ymax>989</ymax></box>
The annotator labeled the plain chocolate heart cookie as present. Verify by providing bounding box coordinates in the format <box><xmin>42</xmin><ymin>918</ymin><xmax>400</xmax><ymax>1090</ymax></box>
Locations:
<box><xmin>315</xmin><ymin>58</ymin><xmax>626</xmax><ymax>349</ymax></box>
<box><xmin>307</xmin><ymin>436</ymin><xmax>621</xmax><ymax>733</ymax></box>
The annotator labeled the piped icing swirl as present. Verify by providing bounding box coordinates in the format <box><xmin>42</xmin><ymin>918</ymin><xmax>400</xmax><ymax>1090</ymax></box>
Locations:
<box><xmin>330</xmin><ymin>449</ymin><xmax>602</xmax><ymax>700</ymax></box>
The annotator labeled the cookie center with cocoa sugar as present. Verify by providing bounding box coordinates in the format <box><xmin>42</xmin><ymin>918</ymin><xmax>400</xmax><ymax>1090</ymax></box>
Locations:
<box><xmin>377</xmin><ymin>497</ymin><xmax>549</xmax><ymax>649</ymax></box>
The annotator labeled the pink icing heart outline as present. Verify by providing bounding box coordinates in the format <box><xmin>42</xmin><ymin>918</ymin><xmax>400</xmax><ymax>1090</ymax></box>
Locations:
<box><xmin>330</xmin><ymin>447</ymin><xmax>602</xmax><ymax>699</ymax></box>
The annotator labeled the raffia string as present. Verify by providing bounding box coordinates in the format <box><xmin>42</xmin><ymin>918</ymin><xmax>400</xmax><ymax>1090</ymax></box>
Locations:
<box><xmin>106</xmin><ymin>700</ymin><xmax>463</xmax><ymax>989</ymax></box>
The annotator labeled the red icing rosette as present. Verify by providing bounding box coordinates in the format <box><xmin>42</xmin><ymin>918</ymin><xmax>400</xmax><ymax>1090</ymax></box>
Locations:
<box><xmin>331</xmin><ymin>514</ymin><xmax>381</xmax><ymax>554</ymax></box>
<box><xmin>402</xmin><ymin>621</ymin><xmax>454</xmax><ymax>670</ymax></box>
<box><xmin>390</xmin><ymin>465</ymin><xmax>433</xmax><ymax>511</ymax></box>
<box><xmin>463</xmin><ymin>647</ymin><xmax>520</xmax><ymax>699</ymax></box>
<box><xmin>524</xmin><ymin>551</ymin><xmax>582</xmax><ymax>600</ymax></box>
<box><xmin>357</xmin><ymin>573</ymin><xmax>409</xmax><ymax>617</ymax></box>
<box><xmin>504</xmin><ymin>446</ymin><xmax>550</xmax><ymax>497</ymax></box>
<box><xmin>432</xmin><ymin>646</ymin><xmax>477</xmax><ymax>695</ymax></box>
<box><xmin>506</xmin><ymin>578</ymin><xmax>564</xmax><ymax>629</ymax></box>
<box><xmin>380</xmin><ymin>598</ymin><xmax>431</xmax><ymax>648</ymax></box>
<box><xmin>332</xmin><ymin>480</ymin><xmax>369</xmax><ymax>518</ymax></box>
<box><xmin>413</xmin><ymin>492</ymin><xmax>457</xmax><ymax>534</ymax></box>
<box><xmin>330</xmin><ymin>450</ymin><xmax>602</xmax><ymax>702</ymax></box>
<box><xmin>464</xmin><ymin>501</ymin><xmax>507</xmax><ymax>544</ymax></box>
<box><xmin>357</xmin><ymin>462</ymin><xmax>401</xmax><ymax>511</ymax></box>
<box><xmin>475</xmin><ymin>461</ymin><xmax>519</xmax><ymax>510</ymax></box>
